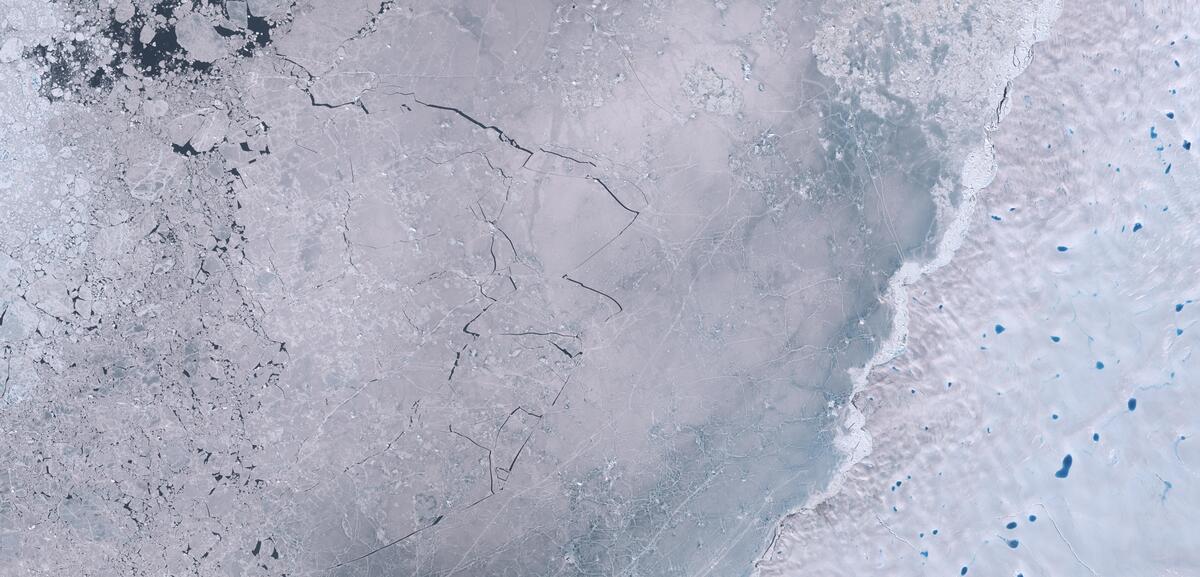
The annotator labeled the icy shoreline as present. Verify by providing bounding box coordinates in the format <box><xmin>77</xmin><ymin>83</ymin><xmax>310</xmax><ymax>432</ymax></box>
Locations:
<box><xmin>758</xmin><ymin>1</ymin><xmax>1200</xmax><ymax>574</ymax></box>
<box><xmin>755</xmin><ymin>0</ymin><xmax>1062</xmax><ymax>571</ymax></box>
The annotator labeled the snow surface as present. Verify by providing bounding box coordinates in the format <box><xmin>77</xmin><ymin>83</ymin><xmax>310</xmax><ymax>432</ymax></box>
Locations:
<box><xmin>760</xmin><ymin>2</ymin><xmax>1200</xmax><ymax>575</ymax></box>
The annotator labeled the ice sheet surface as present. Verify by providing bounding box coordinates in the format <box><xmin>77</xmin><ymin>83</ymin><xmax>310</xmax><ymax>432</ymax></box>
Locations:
<box><xmin>7</xmin><ymin>1</ymin><xmax>1180</xmax><ymax>577</ymax></box>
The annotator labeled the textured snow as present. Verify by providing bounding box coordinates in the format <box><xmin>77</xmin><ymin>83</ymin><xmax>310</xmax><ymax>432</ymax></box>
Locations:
<box><xmin>760</xmin><ymin>1</ymin><xmax>1200</xmax><ymax>575</ymax></box>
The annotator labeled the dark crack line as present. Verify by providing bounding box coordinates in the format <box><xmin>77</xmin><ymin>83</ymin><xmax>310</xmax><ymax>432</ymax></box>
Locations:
<box><xmin>306</xmin><ymin>92</ymin><xmax>369</xmax><ymax>114</ymax></box>
<box><xmin>586</xmin><ymin>175</ymin><xmax>640</xmax><ymax>216</ymax></box>
<box><xmin>539</xmin><ymin>147</ymin><xmax>597</xmax><ymax>167</ymax></box>
<box><xmin>496</xmin><ymin>431</ymin><xmax>536</xmax><ymax>481</ymax></box>
<box><xmin>413</xmin><ymin>99</ymin><xmax>534</xmax><ymax>162</ymax></box>
<box><xmin>496</xmin><ymin>406</ymin><xmax>544</xmax><ymax>434</ymax></box>
<box><xmin>462</xmin><ymin>305</ymin><xmax>492</xmax><ymax>338</ymax></box>
<box><xmin>474</xmin><ymin>201</ymin><xmax>492</xmax><ymax>223</ymax></box>
<box><xmin>325</xmin><ymin>515</ymin><xmax>444</xmax><ymax>570</ymax></box>
<box><xmin>1</xmin><ymin>351</ymin><xmax>10</xmax><ymax>400</ymax></box>
<box><xmin>551</xmin><ymin>375</ymin><xmax>572</xmax><ymax>406</ymax></box>
<box><xmin>355</xmin><ymin>0</ymin><xmax>396</xmax><ymax>38</ymax></box>
<box><xmin>488</xmin><ymin>236</ymin><xmax>498</xmax><ymax>274</ymax></box>
<box><xmin>572</xmin><ymin>217</ymin><xmax>637</xmax><ymax>271</ymax></box>
<box><xmin>276</xmin><ymin>55</ymin><xmax>369</xmax><ymax>114</ymax></box>
<box><xmin>480</xmin><ymin>152</ymin><xmax>513</xmax><ymax>182</ymax></box>
<box><xmin>276</xmin><ymin>55</ymin><xmax>318</xmax><ymax>84</ymax></box>
<box><xmin>449</xmin><ymin>424</ymin><xmax>496</xmax><ymax>495</ymax></box>
<box><xmin>471</xmin><ymin>203</ymin><xmax>518</xmax><ymax>283</ymax></box>
<box><xmin>471</xmin><ymin>199</ymin><xmax>520</xmax><ymax>267</ymax></box>
<box><xmin>996</xmin><ymin>80</ymin><xmax>1012</xmax><ymax>125</ymax></box>
<box><xmin>342</xmin><ymin>431</ymin><xmax>405</xmax><ymax>473</ymax></box>
<box><xmin>492</xmin><ymin>407</ymin><xmax>543</xmax><ymax>482</ymax></box>
<box><xmin>477</xmin><ymin>284</ymin><xmax>499</xmax><ymax>303</ymax></box>
<box><xmin>548</xmin><ymin>340</ymin><xmax>581</xmax><ymax>359</ymax></box>
<box><xmin>492</xmin><ymin>223</ymin><xmax>519</xmax><ymax>261</ymax></box>
<box><xmin>562</xmin><ymin>274</ymin><xmax>623</xmax><ymax>319</ymax></box>
<box><xmin>447</xmin><ymin>344</ymin><xmax>468</xmax><ymax>381</ymax></box>
<box><xmin>570</xmin><ymin>176</ymin><xmax>642</xmax><ymax>270</ymax></box>
<box><xmin>499</xmin><ymin>330</ymin><xmax>581</xmax><ymax>340</ymax></box>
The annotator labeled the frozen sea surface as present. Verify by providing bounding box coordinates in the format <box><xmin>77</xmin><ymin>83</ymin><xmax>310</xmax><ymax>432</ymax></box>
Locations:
<box><xmin>761</xmin><ymin>1</ymin><xmax>1200</xmax><ymax>575</ymax></box>
<box><xmin>0</xmin><ymin>0</ymin><xmax>1158</xmax><ymax>576</ymax></box>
